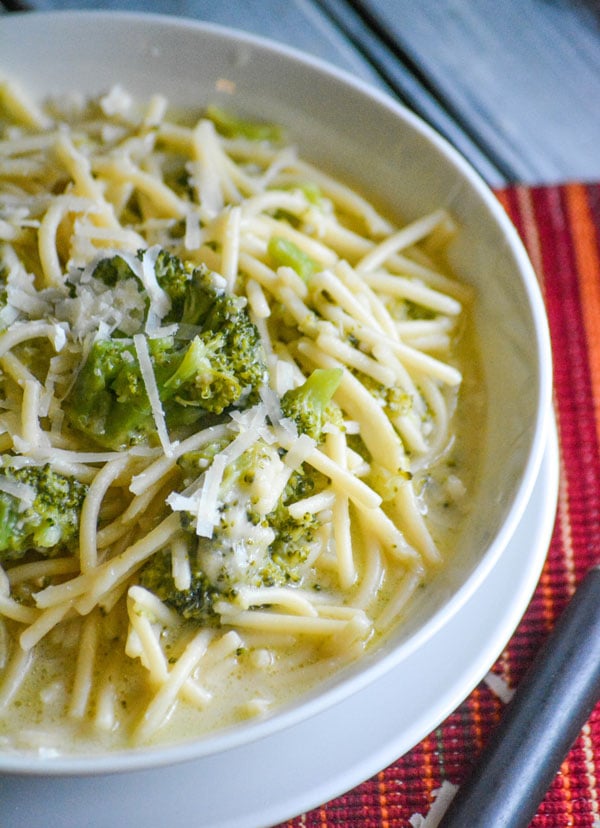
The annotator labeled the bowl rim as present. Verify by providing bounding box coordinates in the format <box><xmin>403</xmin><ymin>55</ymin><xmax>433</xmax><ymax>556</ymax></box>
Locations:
<box><xmin>0</xmin><ymin>8</ymin><xmax>554</xmax><ymax>776</ymax></box>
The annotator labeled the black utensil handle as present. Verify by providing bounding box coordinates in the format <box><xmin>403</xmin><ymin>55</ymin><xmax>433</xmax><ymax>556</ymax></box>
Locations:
<box><xmin>439</xmin><ymin>565</ymin><xmax>600</xmax><ymax>828</ymax></box>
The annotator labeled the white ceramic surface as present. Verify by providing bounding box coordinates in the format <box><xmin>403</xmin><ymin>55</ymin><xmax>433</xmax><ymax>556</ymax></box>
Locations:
<box><xmin>0</xmin><ymin>11</ymin><xmax>554</xmax><ymax>772</ymax></box>
<box><xmin>0</xmin><ymin>422</ymin><xmax>559</xmax><ymax>828</ymax></box>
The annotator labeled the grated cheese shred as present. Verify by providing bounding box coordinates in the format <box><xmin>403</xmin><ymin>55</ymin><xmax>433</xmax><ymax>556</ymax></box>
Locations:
<box><xmin>133</xmin><ymin>333</ymin><xmax>173</xmax><ymax>457</ymax></box>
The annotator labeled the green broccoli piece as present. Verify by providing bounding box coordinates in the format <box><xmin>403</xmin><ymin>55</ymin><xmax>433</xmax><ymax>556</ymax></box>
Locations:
<box><xmin>265</xmin><ymin>468</ymin><xmax>322</xmax><ymax>574</ymax></box>
<box><xmin>174</xmin><ymin>263</ymin><xmax>217</xmax><ymax>328</ymax></box>
<box><xmin>139</xmin><ymin>511</ymin><xmax>318</xmax><ymax>626</ymax></box>
<box><xmin>176</xmin><ymin>264</ymin><xmax>268</xmax><ymax>404</ymax></box>
<box><xmin>155</xmin><ymin>255</ymin><xmax>268</xmax><ymax>406</ymax></box>
<box><xmin>64</xmin><ymin>332</ymin><xmax>232</xmax><ymax>450</ymax></box>
<box><xmin>91</xmin><ymin>254</ymin><xmax>137</xmax><ymax>287</ymax></box>
<box><xmin>153</xmin><ymin>249</ymin><xmax>196</xmax><ymax>323</ymax></box>
<box><xmin>355</xmin><ymin>370</ymin><xmax>412</xmax><ymax>418</ymax></box>
<box><xmin>268</xmin><ymin>236</ymin><xmax>317</xmax><ymax>281</ymax></box>
<box><xmin>139</xmin><ymin>522</ymin><xmax>300</xmax><ymax>626</ymax></box>
<box><xmin>205</xmin><ymin>105</ymin><xmax>283</xmax><ymax>142</ymax></box>
<box><xmin>280</xmin><ymin>367</ymin><xmax>344</xmax><ymax>441</ymax></box>
<box><xmin>0</xmin><ymin>464</ymin><xmax>88</xmax><ymax>561</ymax></box>
<box><xmin>162</xmin><ymin>333</ymin><xmax>243</xmax><ymax>415</ymax></box>
<box><xmin>63</xmin><ymin>336</ymin><xmax>172</xmax><ymax>450</ymax></box>
<box><xmin>63</xmin><ymin>250</ymin><xmax>268</xmax><ymax>450</ymax></box>
<box><xmin>86</xmin><ymin>249</ymin><xmax>214</xmax><ymax>328</ymax></box>
<box><xmin>139</xmin><ymin>441</ymin><xmax>327</xmax><ymax>625</ymax></box>
<box><xmin>89</xmin><ymin>249</ymin><xmax>192</xmax><ymax>326</ymax></box>
<box><xmin>139</xmin><ymin>545</ymin><xmax>221</xmax><ymax>625</ymax></box>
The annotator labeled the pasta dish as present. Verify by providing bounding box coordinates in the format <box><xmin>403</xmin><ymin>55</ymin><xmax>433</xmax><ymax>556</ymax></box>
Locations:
<box><xmin>0</xmin><ymin>79</ymin><xmax>478</xmax><ymax>752</ymax></box>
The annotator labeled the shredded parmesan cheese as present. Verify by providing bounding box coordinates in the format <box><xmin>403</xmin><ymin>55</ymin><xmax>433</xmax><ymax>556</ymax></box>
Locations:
<box><xmin>133</xmin><ymin>333</ymin><xmax>172</xmax><ymax>457</ymax></box>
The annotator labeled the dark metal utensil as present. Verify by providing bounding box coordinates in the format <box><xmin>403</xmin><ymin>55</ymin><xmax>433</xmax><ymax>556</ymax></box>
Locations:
<box><xmin>439</xmin><ymin>565</ymin><xmax>600</xmax><ymax>828</ymax></box>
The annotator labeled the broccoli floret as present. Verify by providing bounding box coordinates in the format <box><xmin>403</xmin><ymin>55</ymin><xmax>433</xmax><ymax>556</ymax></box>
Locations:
<box><xmin>139</xmin><ymin>520</ymin><xmax>300</xmax><ymax>626</ymax></box>
<box><xmin>63</xmin><ymin>250</ymin><xmax>268</xmax><ymax>449</ymax></box>
<box><xmin>162</xmin><ymin>333</ymin><xmax>244</xmax><ymax>416</ymax></box>
<box><xmin>265</xmin><ymin>468</ymin><xmax>322</xmax><ymax>574</ymax></box>
<box><xmin>64</xmin><ymin>337</ymin><xmax>170</xmax><ymax>450</ymax></box>
<box><xmin>91</xmin><ymin>254</ymin><xmax>137</xmax><ymax>287</ymax></box>
<box><xmin>89</xmin><ymin>249</ymin><xmax>192</xmax><ymax>326</ymax></box>
<box><xmin>64</xmin><ymin>332</ymin><xmax>234</xmax><ymax>450</ymax></box>
<box><xmin>86</xmin><ymin>249</ymin><xmax>241</xmax><ymax>330</ymax></box>
<box><xmin>175</xmin><ymin>264</ymin><xmax>217</xmax><ymax>328</ymax></box>
<box><xmin>152</xmin><ymin>249</ymin><xmax>196</xmax><ymax>323</ymax></box>
<box><xmin>355</xmin><ymin>370</ymin><xmax>412</xmax><ymax>418</ymax></box>
<box><xmin>139</xmin><ymin>545</ymin><xmax>220</xmax><ymax>625</ymax></box>
<box><xmin>179</xmin><ymin>267</ymin><xmax>267</xmax><ymax>402</ymax></box>
<box><xmin>0</xmin><ymin>464</ymin><xmax>88</xmax><ymax>561</ymax></box>
<box><xmin>140</xmin><ymin>440</ymin><xmax>327</xmax><ymax>624</ymax></box>
<box><xmin>280</xmin><ymin>367</ymin><xmax>344</xmax><ymax>441</ymax></box>
<box><xmin>171</xmin><ymin>262</ymin><xmax>268</xmax><ymax>406</ymax></box>
<box><xmin>140</xmin><ymin>510</ymin><xmax>317</xmax><ymax>625</ymax></box>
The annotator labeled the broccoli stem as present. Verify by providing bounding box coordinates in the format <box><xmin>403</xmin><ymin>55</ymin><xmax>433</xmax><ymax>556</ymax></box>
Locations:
<box><xmin>162</xmin><ymin>336</ymin><xmax>210</xmax><ymax>397</ymax></box>
<box><xmin>280</xmin><ymin>367</ymin><xmax>344</xmax><ymax>440</ymax></box>
<box><xmin>296</xmin><ymin>367</ymin><xmax>343</xmax><ymax>409</ymax></box>
<box><xmin>268</xmin><ymin>236</ymin><xmax>316</xmax><ymax>281</ymax></box>
<box><xmin>205</xmin><ymin>105</ymin><xmax>283</xmax><ymax>142</ymax></box>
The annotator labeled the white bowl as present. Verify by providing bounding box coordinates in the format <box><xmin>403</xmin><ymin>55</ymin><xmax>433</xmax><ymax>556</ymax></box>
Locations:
<box><xmin>0</xmin><ymin>10</ymin><xmax>553</xmax><ymax>777</ymax></box>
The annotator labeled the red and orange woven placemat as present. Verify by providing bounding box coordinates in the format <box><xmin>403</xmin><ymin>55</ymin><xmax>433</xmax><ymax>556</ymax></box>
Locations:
<box><xmin>277</xmin><ymin>183</ymin><xmax>600</xmax><ymax>828</ymax></box>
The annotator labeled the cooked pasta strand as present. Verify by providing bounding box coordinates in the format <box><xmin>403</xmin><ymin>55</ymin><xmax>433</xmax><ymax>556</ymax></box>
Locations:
<box><xmin>0</xmin><ymin>645</ymin><xmax>33</xmax><ymax>711</ymax></box>
<box><xmin>135</xmin><ymin>629</ymin><xmax>212</xmax><ymax>741</ymax></box>
<box><xmin>68</xmin><ymin>610</ymin><xmax>99</xmax><ymax>719</ymax></box>
<box><xmin>79</xmin><ymin>455</ymin><xmax>130</xmax><ymax>572</ymax></box>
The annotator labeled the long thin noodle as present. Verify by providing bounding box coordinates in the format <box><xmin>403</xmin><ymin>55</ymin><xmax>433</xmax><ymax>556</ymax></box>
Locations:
<box><xmin>68</xmin><ymin>610</ymin><xmax>98</xmax><ymax>719</ymax></box>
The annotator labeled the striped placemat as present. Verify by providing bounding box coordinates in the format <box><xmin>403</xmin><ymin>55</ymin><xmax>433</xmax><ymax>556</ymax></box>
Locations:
<box><xmin>277</xmin><ymin>183</ymin><xmax>600</xmax><ymax>827</ymax></box>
